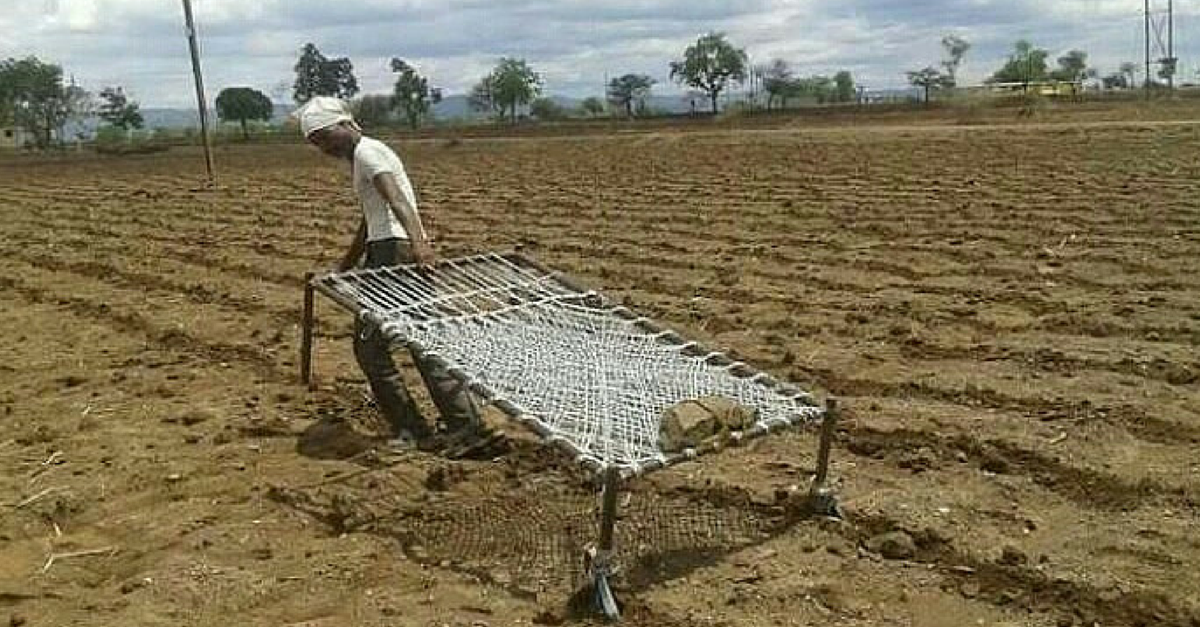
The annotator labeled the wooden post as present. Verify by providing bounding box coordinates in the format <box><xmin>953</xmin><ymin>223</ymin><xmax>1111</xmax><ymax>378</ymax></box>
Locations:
<box><xmin>301</xmin><ymin>273</ymin><xmax>315</xmax><ymax>389</ymax></box>
<box><xmin>805</xmin><ymin>398</ymin><xmax>841</xmax><ymax>519</ymax></box>
<box><xmin>814</xmin><ymin>398</ymin><xmax>838</xmax><ymax>488</ymax></box>
<box><xmin>594</xmin><ymin>466</ymin><xmax>622</xmax><ymax>620</ymax></box>
<box><xmin>181</xmin><ymin>0</ymin><xmax>215</xmax><ymax>184</ymax></box>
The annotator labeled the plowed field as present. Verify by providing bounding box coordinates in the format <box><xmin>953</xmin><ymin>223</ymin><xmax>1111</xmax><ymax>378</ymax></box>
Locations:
<box><xmin>2</xmin><ymin>118</ymin><xmax>1198</xmax><ymax>626</ymax></box>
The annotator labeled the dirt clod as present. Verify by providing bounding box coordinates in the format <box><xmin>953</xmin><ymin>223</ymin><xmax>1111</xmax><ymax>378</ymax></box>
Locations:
<box><xmin>865</xmin><ymin>531</ymin><xmax>917</xmax><ymax>560</ymax></box>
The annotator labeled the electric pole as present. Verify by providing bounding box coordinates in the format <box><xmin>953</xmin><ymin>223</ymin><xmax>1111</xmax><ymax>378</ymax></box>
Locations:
<box><xmin>1145</xmin><ymin>0</ymin><xmax>1177</xmax><ymax>96</ymax></box>
<box><xmin>182</xmin><ymin>0</ymin><xmax>215</xmax><ymax>184</ymax></box>
<box><xmin>1168</xmin><ymin>0</ymin><xmax>1175</xmax><ymax>90</ymax></box>
<box><xmin>1146</xmin><ymin>0</ymin><xmax>1153</xmax><ymax>97</ymax></box>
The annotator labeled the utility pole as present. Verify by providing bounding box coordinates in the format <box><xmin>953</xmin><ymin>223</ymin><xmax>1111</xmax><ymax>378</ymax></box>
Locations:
<box><xmin>1146</xmin><ymin>0</ymin><xmax>1153</xmax><ymax>98</ymax></box>
<box><xmin>1168</xmin><ymin>0</ymin><xmax>1175</xmax><ymax>90</ymax></box>
<box><xmin>1145</xmin><ymin>0</ymin><xmax>1178</xmax><ymax>96</ymax></box>
<box><xmin>182</xmin><ymin>0</ymin><xmax>215</xmax><ymax>184</ymax></box>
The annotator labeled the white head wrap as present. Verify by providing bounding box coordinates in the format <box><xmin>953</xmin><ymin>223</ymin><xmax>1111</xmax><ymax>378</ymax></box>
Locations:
<box><xmin>294</xmin><ymin>96</ymin><xmax>358</xmax><ymax>137</ymax></box>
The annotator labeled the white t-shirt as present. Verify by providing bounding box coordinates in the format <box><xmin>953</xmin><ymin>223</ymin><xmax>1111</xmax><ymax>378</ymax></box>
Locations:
<box><xmin>353</xmin><ymin>136</ymin><xmax>421</xmax><ymax>242</ymax></box>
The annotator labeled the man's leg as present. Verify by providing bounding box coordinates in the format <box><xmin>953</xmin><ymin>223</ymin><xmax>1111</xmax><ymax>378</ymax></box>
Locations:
<box><xmin>354</xmin><ymin>238</ymin><xmax>432</xmax><ymax>440</ymax></box>
<box><xmin>353</xmin><ymin>317</ymin><xmax>432</xmax><ymax>439</ymax></box>
<box><xmin>413</xmin><ymin>356</ymin><xmax>481</xmax><ymax>433</ymax></box>
<box><xmin>389</xmin><ymin>241</ymin><xmax>498</xmax><ymax>456</ymax></box>
<box><xmin>382</xmin><ymin>240</ymin><xmax>481</xmax><ymax>433</ymax></box>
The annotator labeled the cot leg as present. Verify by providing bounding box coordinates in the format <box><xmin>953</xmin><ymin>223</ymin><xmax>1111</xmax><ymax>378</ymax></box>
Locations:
<box><xmin>806</xmin><ymin>397</ymin><xmax>842</xmax><ymax>518</ymax></box>
<box><xmin>588</xmin><ymin>466</ymin><xmax>622</xmax><ymax>621</ymax></box>
<box><xmin>301</xmin><ymin>272</ymin><xmax>316</xmax><ymax>391</ymax></box>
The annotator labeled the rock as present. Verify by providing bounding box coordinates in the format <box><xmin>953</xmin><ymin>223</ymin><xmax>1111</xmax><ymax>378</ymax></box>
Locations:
<box><xmin>824</xmin><ymin>536</ymin><xmax>855</xmax><ymax>558</ymax></box>
<box><xmin>408</xmin><ymin>545</ymin><xmax>429</xmax><ymax>561</ymax></box>
<box><xmin>999</xmin><ymin>545</ymin><xmax>1027</xmax><ymax>566</ymax></box>
<box><xmin>296</xmin><ymin>418</ymin><xmax>373</xmax><ymax>460</ymax></box>
<box><xmin>659</xmin><ymin>396</ymin><xmax>756</xmax><ymax>452</ymax></box>
<box><xmin>695</xmin><ymin>396</ymin><xmax>757</xmax><ymax>431</ymax></box>
<box><xmin>9</xmin><ymin>614</ymin><xmax>27</xmax><ymax>627</ymax></box>
<box><xmin>180</xmin><ymin>408</ymin><xmax>216</xmax><ymax>426</ymax></box>
<box><xmin>865</xmin><ymin>531</ymin><xmax>917</xmax><ymax>560</ymax></box>
<box><xmin>980</xmin><ymin>454</ymin><xmax>1010</xmax><ymax>474</ymax></box>
<box><xmin>659</xmin><ymin>401</ymin><xmax>717</xmax><ymax>452</ymax></box>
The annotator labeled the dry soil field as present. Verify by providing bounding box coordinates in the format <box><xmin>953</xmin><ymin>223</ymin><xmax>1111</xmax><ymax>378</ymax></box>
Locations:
<box><xmin>1</xmin><ymin>116</ymin><xmax>1198</xmax><ymax>627</ymax></box>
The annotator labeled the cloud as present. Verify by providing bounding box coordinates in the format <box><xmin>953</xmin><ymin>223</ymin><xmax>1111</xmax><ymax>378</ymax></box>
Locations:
<box><xmin>0</xmin><ymin>0</ymin><xmax>1193</xmax><ymax>107</ymax></box>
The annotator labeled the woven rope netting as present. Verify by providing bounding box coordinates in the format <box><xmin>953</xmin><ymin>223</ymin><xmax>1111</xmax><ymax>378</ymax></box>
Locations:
<box><xmin>320</xmin><ymin>253</ymin><xmax>822</xmax><ymax>473</ymax></box>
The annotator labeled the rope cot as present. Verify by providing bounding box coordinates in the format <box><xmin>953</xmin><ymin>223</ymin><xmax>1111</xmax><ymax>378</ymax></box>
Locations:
<box><xmin>303</xmin><ymin>252</ymin><xmax>839</xmax><ymax>620</ymax></box>
<box><xmin>312</xmin><ymin>252</ymin><xmax>824</xmax><ymax>475</ymax></box>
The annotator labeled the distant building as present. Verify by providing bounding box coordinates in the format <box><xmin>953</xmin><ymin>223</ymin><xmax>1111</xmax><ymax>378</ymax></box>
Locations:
<box><xmin>0</xmin><ymin>125</ymin><xmax>41</xmax><ymax>149</ymax></box>
<box><xmin>964</xmin><ymin>81</ymin><xmax>1084</xmax><ymax>98</ymax></box>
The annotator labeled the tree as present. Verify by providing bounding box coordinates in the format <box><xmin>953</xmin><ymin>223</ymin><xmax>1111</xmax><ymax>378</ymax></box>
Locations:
<box><xmin>833</xmin><ymin>71</ymin><xmax>855</xmax><ymax>103</ymax></box>
<box><xmin>390</xmin><ymin>58</ymin><xmax>433</xmax><ymax>129</ymax></box>
<box><xmin>606</xmin><ymin>73</ymin><xmax>655</xmax><ymax>118</ymax></box>
<box><xmin>580</xmin><ymin>96</ymin><xmax>605</xmax><ymax>117</ymax></box>
<box><xmin>351</xmin><ymin>95</ymin><xmax>394</xmax><ymax>129</ymax></box>
<box><xmin>98</xmin><ymin>86</ymin><xmax>144</xmax><ymax>131</ymax></box>
<box><xmin>488</xmin><ymin>58</ymin><xmax>542</xmax><ymax>123</ymax></box>
<box><xmin>668</xmin><ymin>32</ymin><xmax>748</xmax><ymax>114</ymax></box>
<box><xmin>794</xmin><ymin>75</ymin><xmax>834</xmax><ymax>103</ymax></box>
<box><xmin>467</xmin><ymin>76</ymin><xmax>499</xmax><ymax>117</ymax></box>
<box><xmin>292</xmin><ymin>43</ymin><xmax>359</xmax><ymax>104</ymax></box>
<box><xmin>215</xmin><ymin>87</ymin><xmax>272</xmax><ymax>139</ymax></box>
<box><xmin>530</xmin><ymin>97</ymin><xmax>565</xmax><ymax>121</ymax></box>
<box><xmin>0</xmin><ymin>60</ymin><xmax>13</xmax><ymax>126</ymax></box>
<box><xmin>989</xmin><ymin>40</ymin><xmax>1049</xmax><ymax>88</ymax></box>
<box><xmin>907</xmin><ymin>67</ymin><xmax>948</xmax><ymax>103</ymax></box>
<box><xmin>903</xmin><ymin>34</ymin><xmax>970</xmax><ymax>104</ymax></box>
<box><xmin>0</xmin><ymin>57</ymin><xmax>73</xmax><ymax>148</ymax></box>
<box><xmin>1050</xmin><ymin>50</ymin><xmax>1090</xmax><ymax>83</ymax></box>
<box><xmin>941</xmin><ymin>35</ymin><xmax>971</xmax><ymax>87</ymax></box>
<box><xmin>61</xmin><ymin>79</ymin><xmax>93</xmax><ymax>142</ymax></box>
<box><xmin>762</xmin><ymin>59</ymin><xmax>793</xmax><ymax>110</ymax></box>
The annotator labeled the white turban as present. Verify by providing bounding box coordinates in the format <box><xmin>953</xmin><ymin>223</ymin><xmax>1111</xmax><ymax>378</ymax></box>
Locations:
<box><xmin>294</xmin><ymin>96</ymin><xmax>357</xmax><ymax>137</ymax></box>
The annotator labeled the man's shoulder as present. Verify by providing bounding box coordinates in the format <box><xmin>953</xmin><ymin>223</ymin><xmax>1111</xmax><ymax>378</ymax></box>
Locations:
<box><xmin>357</xmin><ymin>137</ymin><xmax>404</xmax><ymax>168</ymax></box>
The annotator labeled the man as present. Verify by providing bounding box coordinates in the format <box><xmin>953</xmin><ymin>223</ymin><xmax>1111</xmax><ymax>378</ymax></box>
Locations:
<box><xmin>295</xmin><ymin>97</ymin><xmax>499</xmax><ymax>457</ymax></box>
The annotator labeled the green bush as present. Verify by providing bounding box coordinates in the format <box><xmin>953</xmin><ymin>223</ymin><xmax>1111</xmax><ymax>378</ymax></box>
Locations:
<box><xmin>93</xmin><ymin>125</ymin><xmax>170</xmax><ymax>155</ymax></box>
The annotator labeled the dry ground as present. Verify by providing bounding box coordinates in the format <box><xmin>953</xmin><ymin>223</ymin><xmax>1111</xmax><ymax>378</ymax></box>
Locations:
<box><xmin>1</xmin><ymin>114</ymin><xmax>1198</xmax><ymax>626</ymax></box>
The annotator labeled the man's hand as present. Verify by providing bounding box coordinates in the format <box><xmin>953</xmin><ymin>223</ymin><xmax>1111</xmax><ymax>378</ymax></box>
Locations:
<box><xmin>338</xmin><ymin>219</ymin><xmax>368</xmax><ymax>273</ymax></box>
<box><xmin>411</xmin><ymin>238</ymin><xmax>437</xmax><ymax>267</ymax></box>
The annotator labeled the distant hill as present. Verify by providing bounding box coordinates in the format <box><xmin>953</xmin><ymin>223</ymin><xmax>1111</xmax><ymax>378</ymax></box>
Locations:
<box><xmin>139</xmin><ymin>105</ymin><xmax>293</xmax><ymax>130</ymax></box>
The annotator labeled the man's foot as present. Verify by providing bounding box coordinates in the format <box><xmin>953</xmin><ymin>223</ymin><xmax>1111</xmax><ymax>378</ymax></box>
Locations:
<box><xmin>440</xmin><ymin>425</ymin><xmax>509</xmax><ymax>460</ymax></box>
<box><xmin>385</xmin><ymin>429</ymin><xmax>422</xmax><ymax>452</ymax></box>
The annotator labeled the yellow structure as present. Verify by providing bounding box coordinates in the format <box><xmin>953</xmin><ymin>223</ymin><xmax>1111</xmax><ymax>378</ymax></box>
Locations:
<box><xmin>964</xmin><ymin>81</ymin><xmax>1084</xmax><ymax>98</ymax></box>
<box><xmin>0</xmin><ymin>125</ymin><xmax>39</xmax><ymax>149</ymax></box>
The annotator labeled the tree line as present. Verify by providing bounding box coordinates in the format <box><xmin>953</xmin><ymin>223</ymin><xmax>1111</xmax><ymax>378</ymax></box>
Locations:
<box><xmin>0</xmin><ymin>31</ymin><xmax>1187</xmax><ymax>147</ymax></box>
<box><xmin>290</xmin><ymin>33</ymin><xmax>850</xmax><ymax>127</ymax></box>
<box><xmin>906</xmin><ymin>35</ymin><xmax>1169</xmax><ymax>102</ymax></box>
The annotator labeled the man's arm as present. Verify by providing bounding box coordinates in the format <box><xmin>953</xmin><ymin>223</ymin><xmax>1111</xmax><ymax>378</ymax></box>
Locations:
<box><xmin>338</xmin><ymin>218</ymin><xmax>367</xmax><ymax>272</ymax></box>
<box><xmin>372</xmin><ymin>173</ymin><xmax>435</xmax><ymax>265</ymax></box>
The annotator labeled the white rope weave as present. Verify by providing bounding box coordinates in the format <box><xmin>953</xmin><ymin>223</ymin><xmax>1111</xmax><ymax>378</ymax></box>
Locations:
<box><xmin>321</xmin><ymin>253</ymin><xmax>822</xmax><ymax>472</ymax></box>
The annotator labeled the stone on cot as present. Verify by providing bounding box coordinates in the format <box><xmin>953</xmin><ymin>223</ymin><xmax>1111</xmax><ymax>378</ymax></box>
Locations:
<box><xmin>658</xmin><ymin>396</ymin><xmax>758</xmax><ymax>453</ymax></box>
<box><xmin>695</xmin><ymin>396</ymin><xmax>757</xmax><ymax>431</ymax></box>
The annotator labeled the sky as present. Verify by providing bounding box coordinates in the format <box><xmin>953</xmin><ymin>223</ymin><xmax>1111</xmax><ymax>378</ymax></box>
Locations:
<box><xmin>0</xmin><ymin>0</ymin><xmax>1195</xmax><ymax>108</ymax></box>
